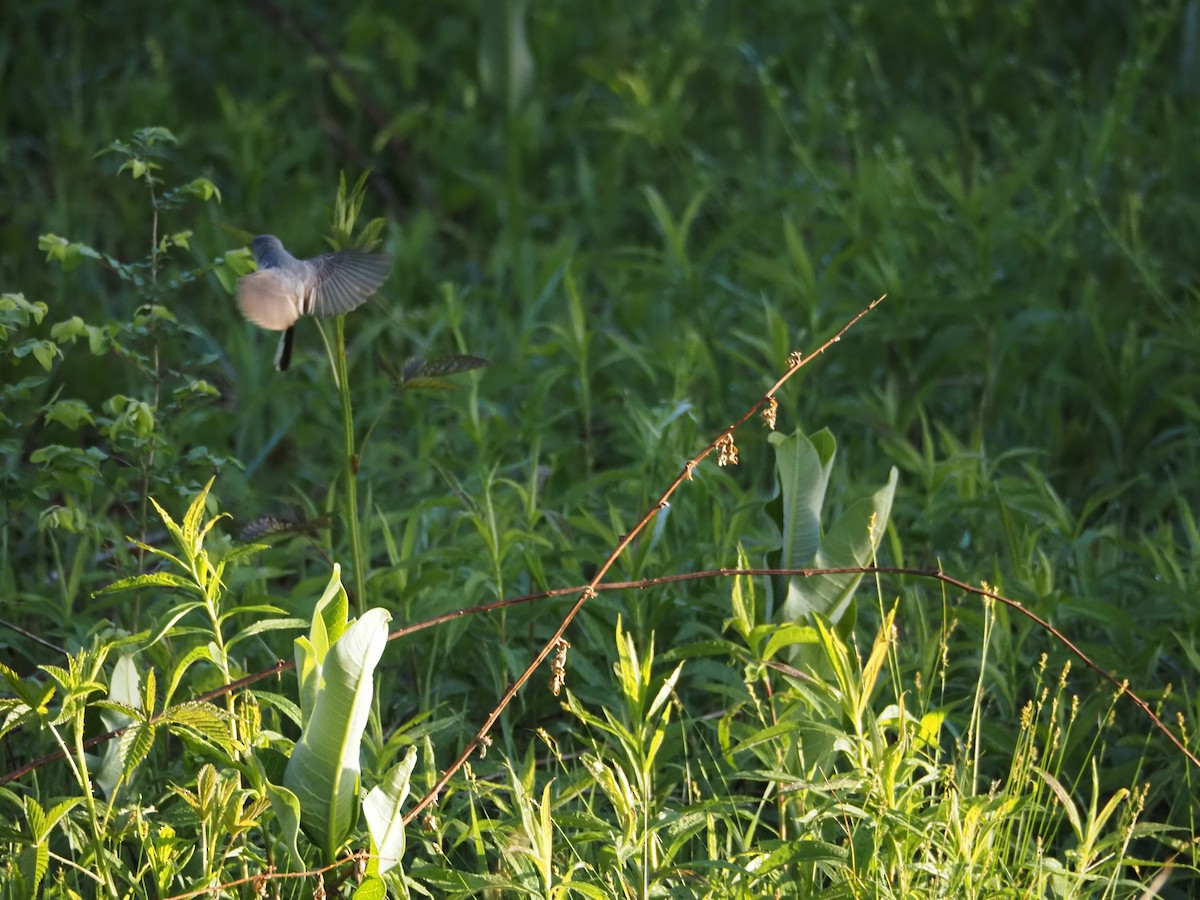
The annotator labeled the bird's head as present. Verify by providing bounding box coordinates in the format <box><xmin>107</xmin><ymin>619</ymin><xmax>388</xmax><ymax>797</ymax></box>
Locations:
<box><xmin>250</xmin><ymin>234</ymin><xmax>288</xmax><ymax>268</ymax></box>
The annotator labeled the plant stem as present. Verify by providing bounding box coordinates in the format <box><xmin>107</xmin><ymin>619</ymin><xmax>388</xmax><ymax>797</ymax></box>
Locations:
<box><xmin>334</xmin><ymin>316</ymin><xmax>367</xmax><ymax>615</ymax></box>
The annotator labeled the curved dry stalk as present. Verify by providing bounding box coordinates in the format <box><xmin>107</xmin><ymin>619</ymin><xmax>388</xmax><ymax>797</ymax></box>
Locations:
<box><xmin>401</xmin><ymin>294</ymin><xmax>888</xmax><ymax>823</ymax></box>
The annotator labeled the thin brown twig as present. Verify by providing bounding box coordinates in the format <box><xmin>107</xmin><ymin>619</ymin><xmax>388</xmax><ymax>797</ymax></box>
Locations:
<box><xmin>394</xmin><ymin>568</ymin><xmax>1199</xmax><ymax>791</ymax></box>
<box><xmin>7</xmin><ymin>285</ymin><xmax>1191</xmax><ymax>898</ymax></box>
<box><xmin>400</xmin><ymin>294</ymin><xmax>888</xmax><ymax>823</ymax></box>
<box><xmin>0</xmin><ymin>661</ymin><xmax>292</xmax><ymax>787</ymax></box>
<box><xmin>6</xmin><ymin>564</ymin><xmax>1194</xmax><ymax>782</ymax></box>
<box><xmin>97</xmin><ymin>550</ymin><xmax>1200</xmax><ymax>899</ymax></box>
<box><xmin>11</xmin><ymin>294</ymin><xmax>1192</xmax><ymax>810</ymax></box>
<box><xmin>162</xmin><ymin>849</ymin><xmax>368</xmax><ymax>900</ymax></box>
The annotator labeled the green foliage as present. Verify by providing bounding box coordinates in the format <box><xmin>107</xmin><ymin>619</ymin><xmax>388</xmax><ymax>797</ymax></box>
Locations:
<box><xmin>769</xmin><ymin>426</ymin><xmax>897</xmax><ymax>627</ymax></box>
<box><xmin>1</xmin><ymin>1</ymin><xmax>1197</xmax><ymax>896</ymax></box>
<box><xmin>363</xmin><ymin>745</ymin><xmax>417</xmax><ymax>876</ymax></box>
<box><xmin>2</xmin><ymin>129</ymin><xmax>233</xmax><ymax>642</ymax></box>
<box><xmin>281</xmin><ymin>568</ymin><xmax>391</xmax><ymax>863</ymax></box>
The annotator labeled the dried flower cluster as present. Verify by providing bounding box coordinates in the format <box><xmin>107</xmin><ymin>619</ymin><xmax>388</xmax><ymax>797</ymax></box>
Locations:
<box><xmin>549</xmin><ymin>638</ymin><xmax>571</xmax><ymax>696</ymax></box>
<box><xmin>716</xmin><ymin>433</ymin><xmax>739</xmax><ymax>466</ymax></box>
<box><xmin>762</xmin><ymin>396</ymin><xmax>778</xmax><ymax>430</ymax></box>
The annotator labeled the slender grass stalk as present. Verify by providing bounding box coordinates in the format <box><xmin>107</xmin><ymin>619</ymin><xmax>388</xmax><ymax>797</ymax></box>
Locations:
<box><xmin>969</xmin><ymin>596</ymin><xmax>996</xmax><ymax>790</ymax></box>
<box><xmin>333</xmin><ymin>315</ymin><xmax>367</xmax><ymax>616</ymax></box>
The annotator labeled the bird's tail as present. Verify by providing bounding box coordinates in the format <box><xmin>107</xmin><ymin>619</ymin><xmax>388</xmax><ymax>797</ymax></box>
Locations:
<box><xmin>275</xmin><ymin>326</ymin><xmax>296</xmax><ymax>371</ymax></box>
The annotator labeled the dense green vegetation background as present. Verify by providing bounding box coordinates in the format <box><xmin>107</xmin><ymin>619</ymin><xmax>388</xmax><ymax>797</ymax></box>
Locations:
<box><xmin>2</xmin><ymin>0</ymin><xmax>1198</xmax><ymax>896</ymax></box>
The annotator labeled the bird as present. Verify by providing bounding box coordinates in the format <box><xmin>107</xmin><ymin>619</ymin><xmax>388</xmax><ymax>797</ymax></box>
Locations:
<box><xmin>237</xmin><ymin>235</ymin><xmax>392</xmax><ymax>371</ymax></box>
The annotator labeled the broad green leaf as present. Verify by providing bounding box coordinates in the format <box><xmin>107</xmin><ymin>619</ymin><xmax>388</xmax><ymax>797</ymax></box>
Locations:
<box><xmin>38</xmin><ymin>505</ymin><xmax>89</xmax><ymax>533</ymax></box>
<box><xmin>0</xmin><ymin>292</ymin><xmax>48</xmax><ymax>324</ymax></box>
<box><xmin>50</xmin><ymin>316</ymin><xmax>89</xmax><ymax>342</ymax></box>
<box><xmin>353</xmin><ymin>877</ymin><xmax>386</xmax><ymax>900</ymax></box>
<box><xmin>770</xmin><ymin>428</ymin><xmax>834</xmax><ymax>576</ymax></box>
<box><xmin>43</xmin><ymin>398</ymin><xmax>94</xmax><ymax>430</ymax></box>
<box><xmin>96</xmin><ymin>654</ymin><xmax>140</xmax><ymax>799</ymax></box>
<box><xmin>768</xmin><ymin>425</ymin><xmax>897</xmax><ymax>633</ymax></box>
<box><xmin>363</xmin><ymin>746</ymin><xmax>417</xmax><ymax>874</ymax></box>
<box><xmin>85</xmin><ymin>322</ymin><xmax>111</xmax><ymax>354</ymax></box>
<box><xmin>916</xmin><ymin>709</ymin><xmax>946</xmax><ymax>751</ymax></box>
<box><xmin>761</xmin><ymin>623</ymin><xmax>820</xmax><ymax>662</ymax></box>
<box><xmin>781</xmin><ymin>467</ymin><xmax>897</xmax><ymax>625</ymax></box>
<box><xmin>105</xmin><ymin>396</ymin><xmax>155</xmax><ymax>438</ymax></box>
<box><xmin>38</xmin><ymin>233</ymin><xmax>102</xmax><ymax>271</ymax></box>
<box><xmin>295</xmin><ymin>565</ymin><xmax>350</xmax><ymax>723</ymax></box>
<box><xmin>29</xmin><ymin>444</ymin><xmax>105</xmax><ymax>469</ymax></box>
<box><xmin>262</xmin><ymin>778</ymin><xmax>304</xmax><ymax>870</ymax></box>
<box><xmin>13</xmin><ymin>339</ymin><xmax>58</xmax><ymax>370</ymax></box>
<box><xmin>172</xmin><ymin>379</ymin><xmax>219</xmax><ymax>401</ymax></box>
<box><xmin>284</xmin><ymin>607</ymin><xmax>391</xmax><ymax>861</ymax></box>
<box><xmin>181</xmin><ymin>177</ymin><xmax>221</xmax><ymax>202</ymax></box>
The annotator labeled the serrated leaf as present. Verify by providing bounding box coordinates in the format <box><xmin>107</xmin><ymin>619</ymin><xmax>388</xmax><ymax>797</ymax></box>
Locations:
<box><xmin>182</xmin><ymin>476</ymin><xmax>216</xmax><ymax>552</ymax></box>
<box><xmin>395</xmin><ymin>377</ymin><xmax>459</xmax><ymax>392</ymax></box>
<box><xmin>92</xmin><ymin>571</ymin><xmax>198</xmax><ymax>597</ymax></box>
<box><xmin>15</xmin><ymin>843</ymin><xmax>48</xmax><ymax>897</ymax></box>
<box><xmin>34</xmin><ymin>797</ymin><xmax>83</xmax><ymax>843</ymax></box>
<box><xmin>122</xmin><ymin>721</ymin><xmax>157</xmax><ymax>779</ymax></box>
<box><xmin>414</xmin><ymin>355</ymin><xmax>489</xmax><ymax>377</ymax></box>
<box><xmin>165</xmin><ymin>702</ymin><xmax>237</xmax><ymax>753</ymax></box>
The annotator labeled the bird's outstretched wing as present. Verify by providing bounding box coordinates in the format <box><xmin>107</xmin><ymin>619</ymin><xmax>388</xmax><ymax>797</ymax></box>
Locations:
<box><xmin>309</xmin><ymin>251</ymin><xmax>392</xmax><ymax>318</ymax></box>
<box><xmin>237</xmin><ymin>270</ymin><xmax>304</xmax><ymax>331</ymax></box>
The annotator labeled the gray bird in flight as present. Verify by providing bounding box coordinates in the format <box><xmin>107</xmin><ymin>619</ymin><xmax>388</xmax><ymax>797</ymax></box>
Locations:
<box><xmin>237</xmin><ymin>235</ymin><xmax>392</xmax><ymax>371</ymax></box>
